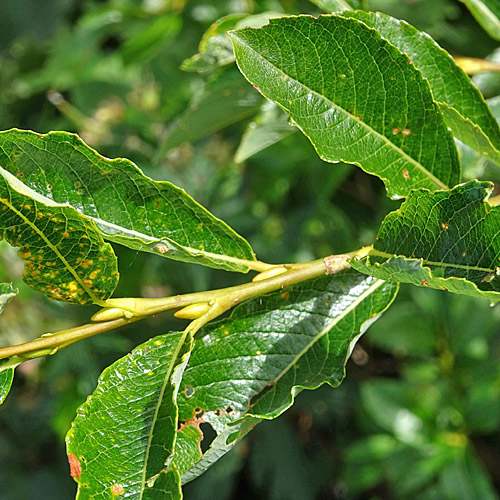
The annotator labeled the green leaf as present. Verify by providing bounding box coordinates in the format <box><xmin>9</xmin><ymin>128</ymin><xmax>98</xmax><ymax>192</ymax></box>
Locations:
<box><xmin>351</xmin><ymin>181</ymin><xmax>500</xmax><ymax>301</ymax></box>
<box><xmin>66</xmin><ymin>331</ymin><xmax>192</xmax><ymax>499</ymax></box>
<box><xmin>173</xmin><ymin>271</ymin><xmax>397</xmax><ymax>483</ymax></box>
<box><xmin>459</xmin><ymin>0</ymin><xmax>500</xmax><ymax>41</ymax></box>
<box><xmin>0</xmin><ymin>368</ymin><xmax>14</xmax><ymax>405</ymax></box>
<box><xmin>159</xmin><ymin>69</ymin><xmax>263</xmax><ymax>154</ymax></box>
<box><xmin>230</xmin><ymin>15</ymin><xmax>461</xmax><ymax>199</ymax></box>
<box><xmin>309</xmin><ymin>0</ymin><xmax>353</xmax><ymax>11</ymax></box>
<box><xmin>181</xmin><ymin>13</ymin><xmax>285</xmax><ymax>74</ymax></box>
<box><xmin>235</xmin><ymin>101</ymin><xmax>296</xmax><ymax>162</ymax></box>
<box><xmin>0</xmin><ymin>166</ymin><xmax>118</xmax><ymax>304</ymax></box>
<box><xmin>344</xmin><ymin>11</ymin><xmax>500</xmax><ymax>166</ymax></box>
<box><xmin>0</xmin><ymin>283</ymin><xmax>19</xmax><ymax>405</ymax></box>
<box><xmin>0</xmin><ymin>282</ymin><xmax>18</xmax><ymax>313</ymax></box>
<box><xmin>0</xmin><ymin>129</ymin><xmax>258</xmax><ymax>273</ymax></box>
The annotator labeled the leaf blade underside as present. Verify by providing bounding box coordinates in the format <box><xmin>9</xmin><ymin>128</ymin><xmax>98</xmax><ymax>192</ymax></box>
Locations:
<box><xmin>230</xmin><ymin>15</ymin><xmax>461</xmax><ymax>199</ymax></box>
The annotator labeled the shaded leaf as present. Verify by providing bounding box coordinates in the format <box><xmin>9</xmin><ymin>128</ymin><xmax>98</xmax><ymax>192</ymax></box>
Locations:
<box><xmin>0</xmin><ymin>368</ymin><xmax>14</xmax><ymax>405</ymax></box>
<box><xmin>66</xmin><ymin>331</ymin><xmax>192</xmax><ymax>499</ymax></box>
<box><xmin>0</xmin><ymin>129</ymin><xmax>257</xmax><ymax>273</ymax></box>
<box><xmin>345</xmin><ymin>11</ymin><xmax>500</xmax><ymax>166</ymax></box>
<box><xmin>351</xmin><ymin>181</ymin><xmax>500</xmax><ymax>301</ymax></box>
<box><xmin>182</xmin><ymin>13</ymin><xmax>284</xmax><ymax>74</ymax></box>
<box><xmin>0</xmin><ymin>283</ymin><xmax>19</xmax><ymax>405</ymax></box>
<box><xmin>0</xmin><ymin>166</ymin><xmax>118</xmax><ymax>304</ymax></box>
<box><xmin>173</xmin><ymin>271</ymin><xmax>397</xmax><ymax>483</ymax></box>
<box><xmin>230</xmin><ymin>15</ymin><xmax>460</xmax><ymax>199</ymax></box>
<box><xmin>159</xmin><ymin>69</ymin><xmax>263</xmax><ymax>154</ymax></box>
<box><xmin>235</xmin><ymin>101</ymin><xmax>296</xmax><ymax>162</ymax></box>
<box><xmin>309</xmin><ymin>0</ymin><xmax>353</xmax><ymax>11</ymax></box>
<box><xmin>459</xmin><ymin>0</ymin><xmax>500</xmax><ymax>41</ymax></box>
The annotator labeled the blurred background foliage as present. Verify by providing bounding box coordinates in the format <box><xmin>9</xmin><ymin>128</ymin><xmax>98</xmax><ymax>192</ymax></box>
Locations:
<box><xmin>1</xmin><ymin>0</ymin><xmax>500</xmax><ymax>498</ymax></box>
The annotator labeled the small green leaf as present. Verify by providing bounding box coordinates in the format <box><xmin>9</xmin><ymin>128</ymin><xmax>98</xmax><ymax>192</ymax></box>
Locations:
<box><xmin>235</xmin><ymin>102</ymin><xmax>296</xmax><ymax>162</ymax></box>
<box><xmin>66</xmin><ymin>331</ymin><xmax>192</xmax><ymax>499</ymax></box>
<box><xmin>0</xmin><ymin>283</ymin><xmax>19</xmax><ymax>405</ymax></box>
<box><xmin>351</xmin><ymin>181</ymin><xmax>500</xmax><ymax>301</ymax></box>
<box><xmin>0</xmin><ymin>166</ymin><xmax>118</xmax><ymax>304</ymax></box>
<box><xmin>172</xmin><ymin>271</ymin><xmax>397</xmax><ymax>483</ymax></box>
<box><xmin>181</xmin><ymin>13</ymin><xmax>285</xmax><ymax>74</ymax></box>
<box><xmin>159</xmin><ymin>69</ymin><xmax>263</xmax><ymax>154</ymax></box>
<box><xmin>230</xmin><ymin>15</ymin><xmax>461</xmax><ymax>199</ymax></box>
<box><xmin>0</xmin><ymin>129</ymin><xmax>257</xmax><ymax>273</ymax></box>
<box><xmin>0</xmin><ymin>282</ymin><xmax>18</xmax><ymax>313</ymax></box>
<box><xmin>345</xmin><ymin>11</ymin><xmax>500</xmax><ymax>166</ymax></box>
<box><xmin>0</xmin><ymin>368</ymin><xmax>14</xmax><ymax>405</ymax></box>
<box><xmin>309</xmin><ymin>0</ymin><xmax>353</xmax><ymax>11</ymax></box>
<box><xmin>459</xmin><ymin>0</ymin><xmax>500</xmax><ymax>41</ymax></box>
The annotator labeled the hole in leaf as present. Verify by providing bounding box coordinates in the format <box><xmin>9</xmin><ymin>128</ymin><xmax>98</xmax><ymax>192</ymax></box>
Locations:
<box><xmin>184</xmin><ymin>385</ymin><xmax>195</xmax><ymax>398</ymax></box>
<box><xmin>199</xmin><ymin>422</ymin><xmax>217</xmax><ymax>454</ymax></box>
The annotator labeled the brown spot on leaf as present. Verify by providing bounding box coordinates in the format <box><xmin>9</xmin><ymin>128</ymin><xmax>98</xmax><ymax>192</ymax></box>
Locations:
<box><xmin>441</xmin><ymin>222</ymin><xmax>449</xmax><ymax>230</ymax></box>
<box><xmin>402</xmin><ymin>170</ymin><xmax>409</xmax><ymax>180</ymax></box>
<box><xmin>68</xmin><ymin>453</ymin><xmax>81</xmax><ymax>479</ymax></box>
<box><xmin>111</xmin><ymin>484</ymin><xmax>124</xmax><ymax>495</ymax></box>
<box><xmin>402</xmin><ymin>128</ymin><xmax>411</xmax><ymax>136</ymax></box>
<box><xmin>421</xmin><ymin>280</ymin><xmax>429</xmax><ymax>286</ymax></box>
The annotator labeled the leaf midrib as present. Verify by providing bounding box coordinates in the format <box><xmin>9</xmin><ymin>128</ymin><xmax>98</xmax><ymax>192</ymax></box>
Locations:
<box><xmin>370</xmin><ymin>248</ymin><xmax>497</xmax><ymax>273</ymax></box>
<box><xmin>231</xmin><ymin>31</ymin><xmax>450</xmax><ymax>191</ymax></box>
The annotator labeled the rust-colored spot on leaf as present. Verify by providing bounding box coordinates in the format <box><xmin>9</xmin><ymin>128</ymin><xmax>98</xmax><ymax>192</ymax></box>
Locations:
<box><xmin>421</xmin><ymin>280</ymin><xmax>429</xmax><ymax>286</ymax></box>
<box><xmin>402</xmin><ymin>128</ymin><xmax>411</xmax><ymax>136</ymax></box>
<box><xmin>68</xmin><ymin>453</ymin><xmax>81</xmax><ymax>479</ymax></box>
<box><xmin>62</xmin><ymin>231</ymin><xmax>69</xmax><ymax>238</ymax></box>
<box><xmin>281</xmin><ymin>292</ymin><xmax>290</xmax><ymax>299</ymax></box>
<box><xmin>402</xmin><ymin>170</ymin><xmax>409</xmax><ymax>180</ymax></box>
<box><xmin>111</xmin><ymin>484</ymin><xmax>124</xmax><ymax>495</ymax></box>
<box><xmin>441</xmin><ymin>222</ymin><xmax>449</xmax><ymax>230</ymax></box>
<box><xmin>392</xmin><ymin>127</ymin><xmax>400</xmax><ymax>135</ymax></box>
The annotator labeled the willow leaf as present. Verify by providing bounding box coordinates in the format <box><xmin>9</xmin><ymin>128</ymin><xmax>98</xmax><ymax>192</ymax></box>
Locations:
<box><xmin>0</xmin><ymin>129</ymin><xmax>257</xmax><ymax>273</ymax></box>
<box><xmin>160</xmin><ymin>69</ymin><xmax>263</xmax><ymax>153</ymax></box>
<box><xmin>66</xmin><ymin>331</ymin><xmax>192</xmax><ymax>499</ymax></box>
<box><xmin>351</xmin><ymin>181</ymin><xmax>500</xmax><ymax>301</ymax></box>
<box><xmin>235</xmin><ymin>102</ymin><xmax>296</xmax><ymax>162</ymax></box>
<box><xmin>460</xmin><ymin>0</ymin><xmax>500</xmax><ymax>41</ymax></box>
<box><xmin>230</xmin><ymin>15</ymin><xmax>460</xmax><ymax>199</ymax></box>
<box><xmin>0</xmin><ymin>166</ymin><xmax>118</xmax><ymax>304</ymax></box>
<box><xmin>172</xmin><ymin>271</ymin><xmax>397</xmax><ymax>483</ymax></box>
<box><xmin>0</xmin><ymin>283</ymin><xmax>19</xmax><ymax>406</ymax></box>
<box><xmin>345</xmin><ymin>11</ymin><xmax>500</xmax><ymax>167</ymax></box>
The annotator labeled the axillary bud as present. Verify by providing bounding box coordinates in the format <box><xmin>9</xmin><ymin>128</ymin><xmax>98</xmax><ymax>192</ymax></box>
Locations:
<box><xmin>174</xmin><ymin>302</ymin><xmax>211</xmax><ymax>319</ymax></box>
<box><xmin>252</xmin><ymin>266</ymin><xmax>288</xmax><ymax>282</ymax></box>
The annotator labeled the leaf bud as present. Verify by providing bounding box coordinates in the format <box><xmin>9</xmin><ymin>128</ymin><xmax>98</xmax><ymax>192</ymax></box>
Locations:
<box><xmin>174</xmin><ymin>302</ymin><xmax>211</xmax><ymax>319</ymax></box>
<box><xmin>252</xmin><ymin>266</ymin><xmax>288</xmax><ymax>282</ymax></box>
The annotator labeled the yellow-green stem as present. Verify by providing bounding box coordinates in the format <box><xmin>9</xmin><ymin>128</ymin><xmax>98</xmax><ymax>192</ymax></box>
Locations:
<box><xmin>0</xmin><ymin>251</ymin><xmax>359</xmax><ymax>362</ymax></box>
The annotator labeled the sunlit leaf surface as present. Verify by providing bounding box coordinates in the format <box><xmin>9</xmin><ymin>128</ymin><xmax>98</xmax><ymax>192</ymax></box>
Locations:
<box><xmin>230</xmin><ymin>15</ymin><xmax>460</xmax><ymax>198</ymax></box>
<box><xmin>351</xmin><ymin>181</ymin><xmax>500</xmax><ymax>301</ymax></box>
<box><xmin>0</xmin><ymin>129</ymin><xmax>257</xmax><ymax>272</ymax></box>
